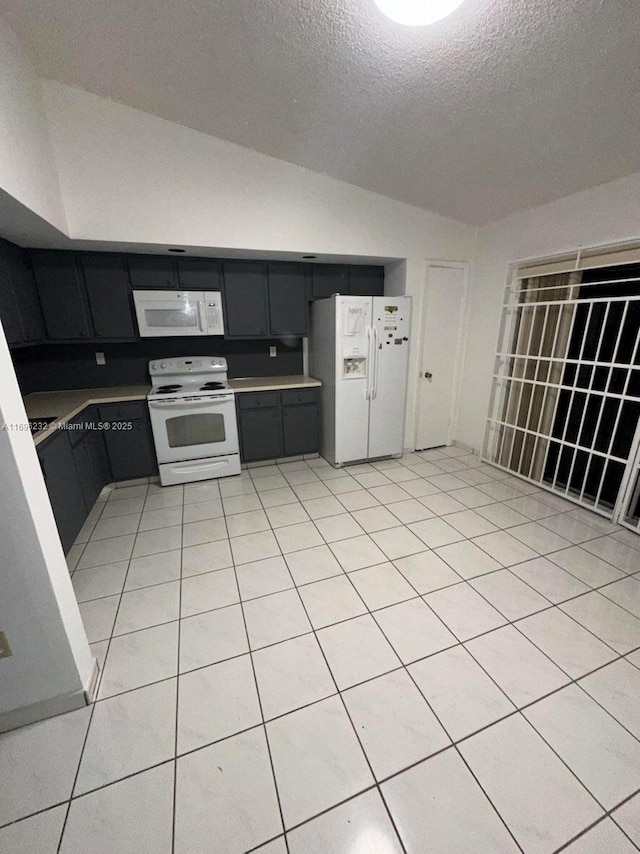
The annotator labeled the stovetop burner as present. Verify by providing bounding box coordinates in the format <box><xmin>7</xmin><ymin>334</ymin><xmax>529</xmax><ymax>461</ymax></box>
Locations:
<box><xmin>200</xmin><ymin>382</ymin><xmax>225</xmax><ymax>390</ymax></box>
<box><xmin>156</xmin><ymin>384</ymin><xmax>183</xmax><ymax>393</ymax></box>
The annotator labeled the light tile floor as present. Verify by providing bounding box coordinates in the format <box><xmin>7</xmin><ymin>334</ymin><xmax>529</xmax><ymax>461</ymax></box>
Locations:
<box><xmin>2</xmin><ymin>448</ymin><xmax>640</xmax><ymax>852</ymax></box>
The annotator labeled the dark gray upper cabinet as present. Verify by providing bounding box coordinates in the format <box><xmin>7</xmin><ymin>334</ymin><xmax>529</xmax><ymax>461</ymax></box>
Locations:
<box><xmin>0</xmin><ymin>248</ymin><xmax>24</xmax><ymax>344</ymax></box>
<box><xmin>7</xmin><ymin>243</ymin><xmax>46</xmax><ymax>343</ymax></box>
<box><xmin>0</xmin><ymin>239</ymin><xmax>46</xmax><ymax>345</ymax></box>
<box><xmin>81</xmin><ymin>254</ymin><xmax>137</xmax><ymax>340</ymax></box>
<box><xmin>311</xmin><ymin>265</ymin><xmax>349</xmax><ymax>299</ymax></box>
<box><xmin>37</xmin><ymin>429</ymin><xmax>87</xmax><ymax>554</ymax></box>
<box><xmin>31</xmin><ymin>251</ymin><xmax>93</xmax><ymax>341</ymax></box>
<box><xmin>222</xmin><ymin>261</ymin><xmax>269</xmax><ymax>338</ymax></box>
<box><xmin>177</xmin><ymin>258</ymin><xmax>222</xmax><ymax>290</ymax></box>
<box><xmin>268</xmin><ymin>263</ymin><xmax>307</xmax><ymax>337</ymax></box>
<box><xmin>128</xmin><ymin>255</ymin><xmax>178</xmax><ymax>289</ymax></box>
<box><xmin>349</xmin><ymin>265</ymin><xmax>384</xmax><ymax>296</ymax></box>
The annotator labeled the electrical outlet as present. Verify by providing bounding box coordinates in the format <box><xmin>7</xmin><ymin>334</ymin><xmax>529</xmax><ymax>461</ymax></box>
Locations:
<box><xmin>269</xmin><ymin>346</ymin><xmax>277</xmax><ymax>358</ymax></box>
<box><xmin>95</xmin><ymin>352</ymin><xmax>106</xmax><ymax>366</ymax></box>
<box><xmin>0</xmin><ymin>631</ymin><xmax>12</xmax><ymax>660</ymax></box>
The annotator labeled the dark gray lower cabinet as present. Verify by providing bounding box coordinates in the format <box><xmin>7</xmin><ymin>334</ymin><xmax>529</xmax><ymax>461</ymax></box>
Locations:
<box><xmin>38</xmin><ymin>401</ymin><xmax>157</xmax><ymax>554</ymax></box>
<box><xmin>98</xmin><ymin>401</ymin><xmax>157</xmax><ymax>481</ymax></box>
<box><xmin>237</xmin><ymin>388</ymin><xmax>319</xmax><ymax>462</ymax></box>
<box><xmin>239</xmin><ymin>407</ymin><xmax>283</xmax><ymax>462</ymax></box>
<box><xmin>283</xmin><ymin>404</ymin><xmax>319</xmax><ymax>456</ymax></box>
<box><xmin>69</xmin><ymin>407</ymin><xmax>111</xmax><ymax>509</ymax></box>
<box><xmin>38</xmin><ymin>429</ymin><xmax>88</xmax><ymax>554</ymax></box>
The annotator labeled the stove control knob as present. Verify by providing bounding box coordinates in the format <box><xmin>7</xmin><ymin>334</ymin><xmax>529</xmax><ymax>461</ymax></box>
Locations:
<box><xmin>161</xmin><ymin>362</ymin><xmax>167</xmax><ymax>369</ymax></box>
<box><xmin>150</xmin><ymin>362</ymin><xmax>157</xmax><ymax>370</ymax></box>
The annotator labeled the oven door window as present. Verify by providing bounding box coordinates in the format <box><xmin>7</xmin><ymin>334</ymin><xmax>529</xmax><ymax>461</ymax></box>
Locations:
<box><xmin>144</xmin><ymin>306</ymin><xmax>198</xmax><ymax>330</ymax></box>
<box><xmin>166</xmin><ymin>413</ymin><xmax>226</xmax><ymax>447</ymax></box>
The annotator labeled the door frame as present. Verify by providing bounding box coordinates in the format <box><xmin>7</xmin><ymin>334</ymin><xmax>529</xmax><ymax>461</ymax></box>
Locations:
<box><xmin>413</xmin><ymin>261</ymin><xmax>470</xmax><ymax>450</ymax></box>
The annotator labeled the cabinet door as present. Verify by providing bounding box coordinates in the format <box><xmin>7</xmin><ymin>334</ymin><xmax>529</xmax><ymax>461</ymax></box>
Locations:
<box><xmin>0</xmin><ymin>247</ymin><xmax>24</xmax><ymax>344</ymax></box>
<box><xmin>81</xmin><ymin>254</ymin><xmax>137</xmax><ymax>340</ymax></box>
<box><xmin>80</xmin><ymin>406</ymin><xmax>112</xmax><ymax>493</ymax></box>
<box><xmin>89</xmin><ymin>429</ymin><xmax>112</xmax><ymax>491</ymax></box>
<box><xmin>72</xmin><ymin>434</ymin><xmax>102</xmax><ymax>509</ymax></box>
<box><xmin>239</xmin><ymin>407</ymin><xmax>283</xmax><ymax>462</ymax></box>
<box><xmin>268</xmin><ymin>263</ymin><xmax>307</xmax><ymax>336</ymax></box>
<box><xmin>283</xmin><ymin>404</ymin><xmax>319</xmax><ymax>456</ymax></box>
<box><xmin>100</xmin><ymin>402</ymin><xmax>158</xmax><ymax>481</ymax></box>
<box><xmin>177</xmin><ymin>258</ymin><xmax>221</xmax><ymax>290</ymax></box>
<box><xmin>128</xmin><ymin>256</ymin><xmax>178</xmax><ymax>289</ymax></box>
<box><xmin>38</xmin><ymin>430</ymin><xmax>87</xmax><ymax>554</ymax></box>
<box><xmin>31</xmin><ymin>251</ymin><xmax>92</xmax><ymax>340</ymax></box>
<box><xmin>349</xmin><ymin>265</ymin><xmax>384</xmax><ymax>296</ymax></box>
<box><xmin>222</xmin><ymin>262</ymin><xmax>269</xmax><ymax>337</ymax></box>
<box><xmin>6</xmin><ymin>243</ymin><xmax>46</xmax><ymax>342</ymax></box>
<box><xmin>311</xmin><ymin>265</ymin><xmax>348</xmax><ymax>299</ymax></box>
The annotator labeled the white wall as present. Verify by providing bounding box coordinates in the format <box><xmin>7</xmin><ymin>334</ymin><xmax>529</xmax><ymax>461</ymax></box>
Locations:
<box><xmin>0</xmin><ymin>18</ymin><xmax>67</xmax><ymax>233</ymax></box>
<box><xmin>0</xmin><ymin>328</ymin><xmax>94</xmax><ymax>729</ymax></box>
<box><xmin>456</xmin><ymin>171</ymin><xmax>640</xmax><ymax>453</ymax></box>
<box><xmin>42</xmin><ymin>81</ymin><xmax>477</xmax><ymax>445</ymax></box>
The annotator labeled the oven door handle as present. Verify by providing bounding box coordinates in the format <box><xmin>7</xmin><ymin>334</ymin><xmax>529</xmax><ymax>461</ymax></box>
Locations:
<box><xmin>149</xmin><ymin>394</ymin><xmax>235</xmax><ymax>408</ymax></box>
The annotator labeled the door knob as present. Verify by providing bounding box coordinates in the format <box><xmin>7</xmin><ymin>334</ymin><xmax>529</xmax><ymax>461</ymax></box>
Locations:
<box><xmin>424</xmin><ymin>372</ymin><xmax>433</xmax><ymax>379</ymax></box>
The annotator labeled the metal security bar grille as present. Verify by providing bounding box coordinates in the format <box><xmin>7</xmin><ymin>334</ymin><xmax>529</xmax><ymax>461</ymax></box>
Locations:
<box><xmin>619</xmin><ymin>430</ymin><xmax>640</xmax><ymax>532</ymax></box>
<box><xmin>484</xmin><ymin>262</ymin><xmax>640</xmax><ymax>519</ymax></box>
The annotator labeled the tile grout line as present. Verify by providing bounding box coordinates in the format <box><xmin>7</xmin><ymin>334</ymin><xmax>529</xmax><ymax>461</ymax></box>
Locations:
<box><xmin>55</xmin><ymin>481</ymin><xmax>152</xmax><ymax>852</ymax></box>
<box><xmin>223</xmin><ymin>477</ymin><xmax>293</xmax><ymax>854</ymax></box>
<box><xmin>170</xmin><ymin>481</ymin><xmax>188</xmax><ymax>854</ymax></box>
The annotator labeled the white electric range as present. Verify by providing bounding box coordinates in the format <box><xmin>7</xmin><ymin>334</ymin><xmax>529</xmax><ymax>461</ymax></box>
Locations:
<box><xmin>147</xmin><ymin>356</ymin><xmax>240</xmax><ymax>486</ymax></box>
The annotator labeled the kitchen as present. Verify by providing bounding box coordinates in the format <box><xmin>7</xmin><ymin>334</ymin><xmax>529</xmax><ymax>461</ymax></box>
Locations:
<box><xmin>2</xmin><ymin>3</ymin><xmax>640</xmax><ymax>853</ymax></box>
<box><xmin>4</xmin><ymin>242</ymin><xmax>410</xmax><ymax>551</ymax></box>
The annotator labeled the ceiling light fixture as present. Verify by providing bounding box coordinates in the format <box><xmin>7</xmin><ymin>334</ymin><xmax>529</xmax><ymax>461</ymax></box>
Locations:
<box><xmin>374</xmin><ymin>0</ymin><xmax>465</xmax><ymax>26</ymax></box>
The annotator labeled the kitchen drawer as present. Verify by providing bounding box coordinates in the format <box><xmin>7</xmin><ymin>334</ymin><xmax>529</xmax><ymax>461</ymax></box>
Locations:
<box><xmin>98</xmin><ymin>401</ymin><xmax>146</xmax><ymax>421</ymax></box>
<box><xmin>281</xmin><ymin>388</ymin><xmax>318</xmax><ymax>406</ymax></box>
<box><xmin>238</xmin><ymin>392</ymin><xmax>281</xmax><ymax>410</ymax></box>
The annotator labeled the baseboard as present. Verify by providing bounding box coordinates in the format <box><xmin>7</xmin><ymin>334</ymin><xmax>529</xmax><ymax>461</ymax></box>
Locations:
<box><xmin>452</xmin><ymin>439</ymin><xmax>476</xmax><ymax>453</ymax></box>
<box><xmin>0</xmin><ymin>686</ymin><xmax>89</xmax><ymax>734</ymax></box>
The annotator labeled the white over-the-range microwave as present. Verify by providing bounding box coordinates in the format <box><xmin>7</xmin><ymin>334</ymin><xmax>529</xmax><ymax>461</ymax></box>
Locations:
<box><xmin>133</xmin><ymin>290</ymin><xmax>225</xmax><ymax>337</ymax></box>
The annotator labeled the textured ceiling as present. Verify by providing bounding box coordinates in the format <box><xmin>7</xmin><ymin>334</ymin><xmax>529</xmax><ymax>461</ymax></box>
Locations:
<box><xmin>2</xmin><ymin>0</ymin><xmax>640</xmax><ymax>224</ymax></box>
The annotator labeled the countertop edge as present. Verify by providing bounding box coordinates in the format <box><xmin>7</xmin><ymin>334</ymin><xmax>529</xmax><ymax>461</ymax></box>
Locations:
<box><xmin>26</xmin><ymin>390</ymin><xmax>149</xmax><ymax>446</ymax></box>
<box><xmin>230</xmin><ymin>376</ymin><xmax>321</xmax><ymax>393</ymax></box>
<box><xmin>26</xmin><ymin>376</ymin><xmax>321</xmax><ymax>445</ymax></box>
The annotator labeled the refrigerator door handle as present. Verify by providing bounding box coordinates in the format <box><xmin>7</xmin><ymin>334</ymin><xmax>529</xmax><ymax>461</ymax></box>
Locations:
<box><xmin>365</xmin><ymin>326</ymin><xmax>372</xmax><ymax>400</ymax></box>
<box><xmin>371</xmin><ymin>324</ymin><xmax>379</xmax><ymax>399</ymax></box>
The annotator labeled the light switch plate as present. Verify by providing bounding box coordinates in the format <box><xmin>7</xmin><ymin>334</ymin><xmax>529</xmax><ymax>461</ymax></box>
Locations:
<box><xmin>269</xmin><ymin>346</ymin><xmax>277</xmax><ymax>358</ymax></box>
<box><xmin>95</xmin><ymin>352</ymin><xmax>106</xmax><ymax>366</ymax></box>
<box><xmin>0</xmin><ymin>631</ymin><xmax>12</xmax><ymax>659</ymax></box>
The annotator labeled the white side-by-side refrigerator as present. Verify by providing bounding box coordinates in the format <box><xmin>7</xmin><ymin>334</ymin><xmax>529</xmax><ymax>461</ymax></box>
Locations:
<box><xmin>309</xmin><ymin>295</ymin><xmax>412</xmax><ymax>466</ymax></box>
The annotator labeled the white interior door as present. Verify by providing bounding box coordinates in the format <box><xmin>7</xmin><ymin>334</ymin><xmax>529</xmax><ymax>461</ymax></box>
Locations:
<box><xmin>415</xmin><ymin>265</ymin><xmax>466</xmax><ymax>450</ymax></box>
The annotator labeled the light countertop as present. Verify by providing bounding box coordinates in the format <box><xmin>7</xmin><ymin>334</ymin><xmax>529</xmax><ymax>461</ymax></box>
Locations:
<box><xmin>24</xmin><ymin>376</ymin><xmax>321</xmax><ymax>444</ymax></box>
<box><xmin>24</xmin><ymin>386</ymin><xmax>151</xmax><ymax>445</ymax></box>
<box><xmin>229</xmin><ymin>375</ymin><xmax>321</xmax><ymax>393</ymax></box>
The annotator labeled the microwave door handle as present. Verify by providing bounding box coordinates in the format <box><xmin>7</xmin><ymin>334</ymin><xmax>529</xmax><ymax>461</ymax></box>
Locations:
<box><xmin>197</xmin><ymin>301</ymin><xmax>206</xmax><ymax>333</ymax></box>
